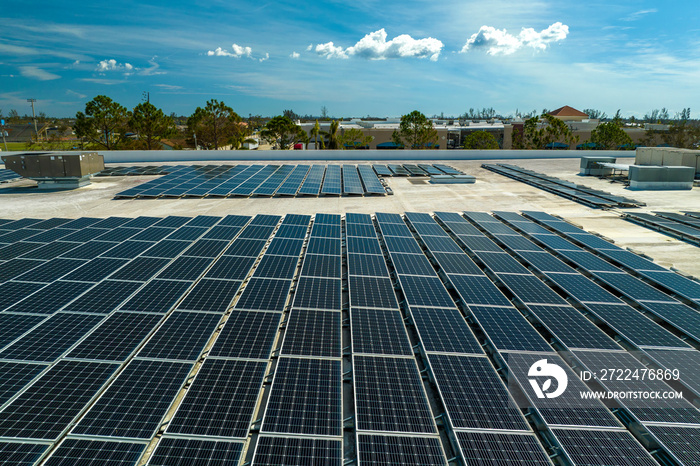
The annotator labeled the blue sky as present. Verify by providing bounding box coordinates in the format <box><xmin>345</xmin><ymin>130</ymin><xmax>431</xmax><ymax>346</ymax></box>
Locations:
<box><xmin>1</xmin><ymin>0</ymin><xmax>698</xmax><ymax>118</ymax></box>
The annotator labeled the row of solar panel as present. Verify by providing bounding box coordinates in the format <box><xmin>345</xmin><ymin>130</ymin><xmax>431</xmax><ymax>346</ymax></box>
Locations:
<box><xmin>483</xmin><ymin>163</ymin><xmax>644</xmax><ymax>208</ymax></box>
<box><xmin>0</xmin><ymin>212</ymin><xmax>698</xmax><ymax>465</ymax></box>
<box><xmin>111</xmin><ymin>164</ymin><xmax>388</xmax><ymax>199</ymax></box>
<box><xmin>624</xmin><ymin>211</ymin><xmax>700</xmax><ymax>246</ymax></box>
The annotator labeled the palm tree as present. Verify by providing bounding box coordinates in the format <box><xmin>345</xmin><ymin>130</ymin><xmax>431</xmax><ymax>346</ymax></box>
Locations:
<box><xmin>322</xmin><ymin>120</ymin><xmax>340</xmax><ymax>149</ymax></box>
<box><xmin>311</xmin><ymin>120</ymin><xmax>321</xmax><ymax>150</ymax></box>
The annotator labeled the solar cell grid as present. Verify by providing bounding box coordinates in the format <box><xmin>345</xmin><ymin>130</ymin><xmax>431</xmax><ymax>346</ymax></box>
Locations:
<box><xmin>389</xmin><ymin>252</ymin><xmax>435</xmax><ymax>276</ymax></box>
<box><xmin>254</xmin><ymin>255</ymin><xmax>300</xmax><ymax>279</ymax></box>
<box><xmin>223</xmin><ymin>238</ymin><xmax>267</xmax><ymax>257</ymax></box>
<box><xmin>346</xmin><ymin>222</ymin><xmax>376</xmax><ymax>238</ymax></box>
<box><xmin>456</xmin><ymin>235</ymin><xmax>504</xmax><ymax>252</ymax></box>
<box><xmin>238</xmin><ymin>225</ymin><xmax>276</xmax><ymax>240</ymax></box>
<box><xmin>419</xmin><ymin>235</ymin><xmax>464</xmax><ymax>253</ymax></box>
<box><xmin>382</xmin><ymin>236</ymin><xmax>424</xmax><ymax>254</ymax></box>
<box><xmin>301</xmin><ymin>253</ymin><xmax>341</xmax><ymax>278</ymax></box>
<box><xmin>468</xmin><ymin>305</ymin><xmax>553</xmax><ymax>353</ymax></box>
<box><xmin>130</xmin><ymin>226</ymin><xmax>175</xmax><ymax>242</ymax></box>
<box><xmin>137</xmin><ymin>310</ymin><xmax>221</xmax><ymax>361</ymax></box>
<box><xmin>181</xmin><ymin>239</ymin><xmax>229</xmax><ymax>258</ymax></box>
<box><xmin>121</xmin><ymin>216</ymin><xmax>162</xmax><ymax>228</ymax></box>
<box><xmin>273</xmin><ymin>224</ymin><xmax>308</xmax><ymax>239</ymax></box>
<box><xmin>5</xmin><ymin>280</ymin><xmax>93</xmax><ymax>315</ymax></box>
<box><xmin>252</xmin><ymin>436</ymin><xmax>342</xmax><ymax>466</ymax></box>
<box><xmin>321</xmin><ymin>164</ymin><xmax>342</xmax><ymax>195</ymax></box>
<box><xmin>349</xmin><ymin>276</ymin><xmax>399</xmax><ymax>310</ymax></box>
<box><xmin>0</xmin><ymin>360</ymin><xmax>119</xmax><ymax>440</ymax></box>
<box><xmin>343</xmin><ymin>165</ymin><xmax>364</xmax><ymax>194</ymax></box>
<box><xmin>204</xmin><ymin>255</ymin><xmax>256</xmax><ymax>280</ymax></box>
<box><xmin>165</xmin><ymin>226</ymin><xmax>208</xmax><ymax>241</ymax></box>
<box><xmin>0</xmin><ymin>442</ymin><xmax>48</xmax><ymax>465</ymax></box>
<box><xmin>408</xmin><ymin>306</ymin><xmax>483</xmax><ymax>355</ymax></box>
<box><xmin>347</xmin><ymin>253</ymin><xmax>390</xmax><ymax>277</ymax></box>
<box><xmin>0</xmin><ymin>259</ymin><xmax>46</xmax><ymax>282</ymax></box>
<box><xmin>0</xmin><ymin>282</ymin><xmax>46</xmax><ymax>311</ymax></box>
<box><xmin>250</xmin><ymin>214</ymin><xmax>281</xmax><ymax>226</ymax></box>
<box><xmin>454</xmin><ymin>431</ymin><xmax>552</xmax><ymax>466</ymax></box>
<box><xmin>91</xmin><ymin>217</ymin><xmax>132</xmax><ymax>229</ymax></box>
<box><xmin>545</xmin><ymin>273</ymin><xmax>621</xmax><ymax>304</ymax></box>
<box><xmin>93</xmin><ymin>227</ymin><xmax>143</xmax><ymax>243</ymax></box>
<box><xmin>110</xmin><ymin>257</ymin><xmax>171</xmax><ymax>282</ymax></box>
<box><xmin>276</xmin><ymin>165</ymin><xmax>311</xmax><ymax>196</ymax></box>
<box><xmin>147</xmin><ymin>437</ymin><xmax>244</xmax><ymax>466</ymax></box>
<box><xmin>262</xmin><ymin>357</ymin><xmax>342</xmax><ymax>436</ymax></box>
<box><xmin>0</xmin><ymin>362</ymin><xmax>48</xmax><ymax>407</ymax></box>
<box><xmin>357</xmin><ymin>164</ymin><xmax>386</xmax><ymax>194</ymax></box>
<box><xmin>62</xmin><ymin>280</ymin><xmax>143</xmax><ymax>314</ymax></box>
<box><xmin>378</xmin><ymin>222</ymin><xmax>414</xmax><ymax>237</ymax></box>
<box><xmin>498</xmin><ymin>274</ymin><xmax>569</xmax><ymax>305</ymax></box>
<box><xmin>354</xmin><ymin>355</ymin><xmax>436</xmax><ymax>434</ymax></box>
<box><xmin>351</xmin><ymin>308</ymin><xmax>413</xmax><ymax>356</ymax></box>
<box><xmin>0</xmin><ymin>242</ymin><xmax>43</xmax><ymax>260</ymax></box>
<box><xmin>235</xmin><ymin>278</ymin><xmax>291</xmax><ymax>311</ymax></box>
<box><xmin>119</xmin><ymin>279</ymin><xmax>191</xmax><ymax>314</ymax></box>
<box><xmin>297</xmin><ymin>165</ymin><xmax>325</xmax><ymax>196</ymax></box>
<box><xmin>412</xmin><ymin>223</ymin><xmax>450</xmax><ymax>238</ymax></box>
<box><xmin>551</xmin><ymin>428</ymin><xmax>657</xmax><ymax>466</ymax></box>
<box><xmin>66</xmin><ymin>312</ymin><xmax>164</xmax><ymax>362</ymax></box>
<box><xmin>20</xmin><ymin>227</ymin><xmax>74</xmax><ymax>243</ymax></box>
<box><xmin>292</xmin><ymin>277</ymin><xmax>341</xmax><ymax>310</ymax></box>
<box><xmin>493</xmin><ymin>234</ymin><xmax>544</xmax><ymax>251</ymax></box>
<box><xmin>102</xmin><ymin>240</ymin><xmax>157</xmax><ymax>259</ymax></box>
<box><xmin>43</xmin><ymin>439</ymin><xmax>146</xmax><ymax>466</ymax></box>
<box><xmin>357</xmin><ymin>434</ymin><xmax>446</xmax><ymax>466</ymax></box>
<box><xmin>473</xmin><ymin>251</ymin><xmax>530</xmax><ymax>274</ymax></box>
<box><xmin>0</xmin><ymin>312</ymin><xmax>105</xmax><ymax>362</ymax></box>
<box><xmin>61</xmin><ymin>257</ymin><xmax>129</xmax><ymax>283</ymax></box>
<box><xmin>592</xmin><ymin>272</ymin><xmax>677</xmax><ymax>303</ymax></box>
<box><xmin>20</xmin><ymin>241</ymin><xmax>81</xmax><ymax>261</ymax></box>
<box><xmin>0</xmin><ymin>229</ymin><xmax>44</xmax><ymax>244</ymax></box>
<box><xmin>176</xmin><ymin>279</ymin><xmax>241</xmax><ymax>313</ymax></box>
<box><xmin>72</xmin><ymin>359</ymin><xmax>194</xmax><ymax>439</ymax></box>
<box><xmin>310</xmin><ymin>223</ymin><xmax>341</xmax><ymax>239</ymax></box>
<box><xmin>447</xmin><ymin>274</ymin><xmax>512</xmax><ymax>307</ymax></box>
<box><xmin>59</xmin><ymin>240</ymin><xmax>118</xmax><ymax>259</ymax></box>
<box><xmin>282</xmin><ymin>309</ymin><xmax>341</xmax><ymax>358</ymax></box>
<box><xmin>398</xmin><ymin>275</ymin><xmax>456</xmax><ymax>308</ymax></box>
<box><xmin>209</xmin><ymin>310</ymin><xmax>281</xmax><ymax>359</ymax></box>
<box><xmin>218</xmin><ymin>215</ymin><xmax>251</xmax><ymax>227</ymax></box>
<box><xmin>526</xmin><ymin>304</ymin><xmax>621</xmax><ymax>350</ymax></box>
<box><xmin>512</xmin><ymin>251</ymin><xmax>577</xmax><ymax>274</ymax></box>
<box><xmin>346</xmin><ymin>236</ymin><xmax>382</xmax><ymax>255</ymax></box>
<box><xmin>314</xmin><ymin>213</ymin><xmax>342</xmax><ymax>225</ymax></box>
<box><xmin>166</xmin><ymin>358</ymin><xmax>267</xmax><ymax>438</ymax></box>
<box><xmin>638</xmin><ymin>270</ymin><xmax>700</xmax><ymax>301</ymax></box>
<box><xmin>645</xmin><ymin>425</ymin><xmax>700</xmax><ymax>466</ymax></box>
<box><xmin>185</xmin><ymin>215</ymin><xmax>221</xmax><ymax>227</ymax></box>
<box><xmin>13</xmin><ymin>257</ymin><xmax>85</xmax><ymax>283</ymax></box>
<box><xmin>157</xmin><ymin>256</ymin><xmax>214</xmax><ymax>281</ymax></box>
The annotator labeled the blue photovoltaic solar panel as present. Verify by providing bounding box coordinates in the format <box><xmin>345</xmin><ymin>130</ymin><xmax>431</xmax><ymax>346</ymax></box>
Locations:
<box><xmin>347</xmin><ymin>222</ymin><xmax>376</xmax><ymax>238</ymax></box>
<box><xmin>275</xmin><ymin>164</ymin><xmax>311</xmax><ymax>196</ymax></box>
<box><xmin>301</xmin><ymin>253</ymin><xmax>341</xmax><ymax>278</ymax></box>
<box><xmin>43</xmin><ymin>439</ymin><xmax>147</xmax><ymax>466</ymax></box>
<box><xmin>119</xmin><ymin>279</ymin><xmax>192</xmax><ymax>314</ymax></box>
<box><xmin>166</xmin><ymin>358</ymin><xmax>267</xmax><ymax>438</ymax></box>
<box><xmin>455</xmin><ymin>432</ymin><xmax>552</xmax><ymax>466</ymax></box>
<box><xmin>223</xmin><ymin>239</ymin><xmax>267</xmax><ymax>257</ymax></box>
<box><xmin>65</xmin><ymin>312</ymin><xmax>164</xmax><ymax>362</ymax></box>
<box><xmin>274</xmin><ymin>224</ymin><xmax>308</xmax><ymax>240</ymax></box>
<box><xmin>60</xmin><ymin>240</ymin><xmax>118</xmax><ymax>259</ymax></box>
<box><xmin>342</xmin><ymin>165</ymin><xmax>364</xmax><ymax>194</ymax></box>
<box><xmin>4</xmin><ymin>280</ymin><xmax>93</xmax><ymax>314</ymax></box>
<box><xmin>157</xmin><ymin>256</ymin><xmax>214</xmax><ymax>281</ymax></box>
<box><xmin>314</xmin><ymin>213</ymin><xmax>342</xmax><ymax>225</ymax></box>
<box><xmin>147</xmin><ymin>437</ymin><xmax>244</xmax><ymax>466</ymax></box>
<box><xmin>375</xmin><ymin>212</ymin><xmax>404</xmax><ymax>224</ymax></box>
<box><xmin>383</xmin><ymin>236</ymin><xmax>423</xmax><ymax>254</ymax></box>
<box><xmin>468</xmin><ymin>305</ymin><xmax>553</xmax><ymax>353</ymax></box>
<box><xmin>297</xmin><ymin>165</ymin><xmax>326</xmax><ymax>196</ymax></box>
<box><xmin>262</xmin><ymin>357</ymin><xmax>342</xmax><ymax>436</ymax></box>
<box><xmin>0</xmin><ymin>442</ymin><xmax>49</xmax><ymax>464</ymax></box>
<box><xmin>265</xmin><ymin>238</ymin><xmax>304</xmax><ymax>256</ymax></box>
<box><xmin>209</xmin><ymin>311</ymin><xmax>281</xmax><ymax>359</ymax></box>
<box><xmin>0</xmin><ymin>312</ymin><xmax>106</xmax><ymax>362</ymax></box>
<box><xmin>204</xmin><ymin>255</ymin><xmax>257</xmax><ymax>280</ymax></box>
<box><xmin>0</xmin><ymin>360</ymin><xmax>119</xmax><ymax>440</ymax></box>
<box><xmin>0</xmin><ymin>281</ymin><xmax>46</xmax><ymax>311</ymax></box>
<box><xmin>357</xmin><ymin>434</ymin><xmax>447</xmax><ymax>466</ymax></box>
<box><xmin>428</xmin><ymin>354</ymin><xmax>529</xmax><ymax>430</ymax></box>
<box><xmin>61</xmin><ymin>257</ymin><xmax>129</xmax><ymax>282</ymax></box>
<box><xmin>550</xmin><ymin>428</ymin><xmax>657</xmax><ymax>466</ymax></box>
<box><xmin>165</xmin><ymin>226</ymin><xmax>208</xmax><ymax>241</ymax></box>
<box><xmin>14</xmin><ymin>257</ymin><xmax>86</xmax><ymax>283</ymax></box>
<box><xmin>182</xmin><ymin>239</ymin><xmax>229</xmax><ymax>258</ymax></box>
<box><xmin>408</xmin><ymin>306</ymin><xmax>483</xmax><ymax>355</ymax></box>
<box><xmin>389</xmin><ymin>252</ymin><xmax>435</xmax><ymax>276</ymax></box>
<box><xmin>347</xmin><ymin>253</ymin><xmax>390</xmax><ymax>277</ymax></box>
<box><xmin>472</xmin><ymin>251</ymin><xmax>529</xmax><ymax>274</ymax></box>
<box><xmin>254</xmin><ymin>165</ymin><xmax>295</xmax><ymax>196</ymax></box>
<box><xmin>321</xmin><ymin>165</ymin><xmax>342</xmax><ymax>195</ymax></box>
<box><xmin>310</xmin><ymin>223</ymin><xmax>341</xmax><ymax>239</ymax></box>
<box><xmin>357</xmin><ymin>165</ymin><xmax>386</xmax><ymax>194</ymax></box>
<box><xmin>349</xmin><ymin>276</ymin><xmax>399</xmax><ymax>310</ymax></box>
<box><xmin>544</xmin><ymin>273</ymin><xmax>621</xmax><ymax>304</ymax></box>
<box><xmin>176</xmin><ymin>279</ymin><xmax>241</xmax><ymax>313</ymax></box>
<box><xmin>218</xmin><ymin>215</ymin><xmax>251</xmax><ymax>227</ymax></box>
<box><xmin>254</xmin><ymin>255</ymin><xmax>300</xmax><ymax>279</ymax></box>
<box><xmin>0</xmin><ymin>242</ymin><xmax>43</xmax><ymax>260</ymax></box>
<box><xmin>102</xmin><ymin>240</ymin><xmax>157</xmax><ymax>259</ymax></box>
<box><xmin>252</xmin><ymin>436</ymin><xmax>342</xmax><ymax>466</ymax></box>
<box><xmin>0</xmin><ymin>313</ymin><xmax>50</xmax><ymax>349</ymax></box>
<box><xmin>526</xmin><ymin>304</ymin><xmax>622</xmax><ymax>350</ymax></box>
<box><xmin>72</xmin><ymin>359</ymin><xmax>194</xmax><ymax>439</ymax></box>
<box><xmin>0</xmin><ymin>362</ymin><xmax>49</xmax><ymax>407</ymax></box>
<box><xmin>398</xmin><ymin>275</ymin><xmax>456</xmax><ymax>308</ymax></box>
<box><xmin>110</xmin><ymin>257</ymin><xmax>171</xmax><ymax>282</ymax></box>
<box><xmin>352</xmin><ymin>308</ymin><xmax>413</xmax><ymax>356</ymax></box>
<box><xmin>354</xmin><ymin>355</ymin><xmax>436</xmax><ymax>434</ymax></box>
<box><xmin>292</xmin><ymin>277</ymin><xmax>341</xmax><ymax>310</ymax></box>
<box><xmin>346</xmin><ymin>212</ymin><xmax>373</xmax><ymax>224</ymax></box>
<box><xmin>137</xmin><ymin>310</ymin><xmax>221</xmax><ymax>361</ymax></box>
<box><xmin>645</xmin><ymin>425</ymin><xmax>700</xmax><ymax>466</ymax></box>
<box><xmin>235</xmin><ymin>278</ymin><xmax>292</xmax><ymax>311</ymax></box>
<box><xmin>346</xmin><ymin>236</ymin><xmax>382</xmax><ymax>255</ymax></box>
<box><xmin>498</xmin><ymin>274</ymin><xmax>569</xmax><ymax>305</ymax></box>
<box><xmin>372</xmin><ymin>164</ymin><xmax>393</xmax><ymax>176</ymax></box>
<box><xmin>430</xmin><ymin>252</ymin><xmax>483</xmax><ymax>275</ymax></box>
<box><xmin>281</xmin><ymin>309</ymin><xmax>341</xmax><ymax>358</ymax></box>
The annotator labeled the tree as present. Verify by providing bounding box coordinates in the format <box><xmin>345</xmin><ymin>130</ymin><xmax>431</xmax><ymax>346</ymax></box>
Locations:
<box><xmin>321</xmin><ymin>106</ymin><xmax>328</xmax><ymax>119</ymax></box>
<box><xmin>7</xmin><ymin>109</ymin><xmax>20</xmax><ymax>124</ymax></box>
<box><xmin>187</xmin><ymin>99</ymin><xmax>243</xmax><ymax>150</ymax></box>
<box><xmin>74</xmin><ymin>95</ymin><xmax>128</xmax><ymax>150</ymax></box>
<box><xmin>583</xmin><ymin>109</ymin><xmax>607</xmax><ymax>120</ymax></box>
<box><xmin>589</xmin><ymin>118</ymin><xmax>633</xmax><ymax>150</ymax></box>
<box><xmin>662</xmin><ymin>120</ymin><xmax>700</xmax><ymax>149</ymax></box>
<box><xmin>462</xmin><ymin>130</ymin><xmax>499</xmax><ymax>149</ymax></box>
<box><xmin>310</xmin><ymin>120</ymin><xmax>323</xmax><ymax>149</ymax></box>
<box><xmin>283</xmin><ymin>109</ymin><xmax>299</xmax><ymax>121</ymax></box>
<box><xmin>391</xmin><ymin>110</ymin><xmax>438</xmax><ymax>149</ymax></box>
<box><xmin>514</xmin><ymin>113</ymin><xmax>578</xmax><ymax>149</ymax></box>
<box><xmin>260</xmin><ymin>115</ymin><xmax>303</xmax><ymax>150</ymax></box>
<box><xmin>338</xmin><ymin>128</ymin><xmax>373</xmax><ymax>149</ymax></box>
<box><xmin>322</xmin><ymin>120</ymin><xmax>340</xmax><ymax>149</ymax></box>
<box><xmin>128</xmin><ymin>102</ymin><xmax>176</xmax><ymax>150</ymax></box>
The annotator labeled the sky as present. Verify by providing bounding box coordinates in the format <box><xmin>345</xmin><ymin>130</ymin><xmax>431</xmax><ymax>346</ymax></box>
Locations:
<box><xmin>1</xmin><ymin>0</ymin><xmax>699</xmax><ymax>119</ymax></box>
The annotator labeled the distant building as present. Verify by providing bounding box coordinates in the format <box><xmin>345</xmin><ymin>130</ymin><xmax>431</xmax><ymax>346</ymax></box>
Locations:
<box><xmin>548</xmin><ymin>106</ymin><xmax>589</xmax><ymax>122</ymax></box>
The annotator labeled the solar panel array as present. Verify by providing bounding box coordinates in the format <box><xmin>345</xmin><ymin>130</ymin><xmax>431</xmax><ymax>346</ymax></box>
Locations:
<box><xmin>0</xmin><ymin>168</ymin><xmax>23</xmax><ymax>183</ymax></box>
<box><xmin>112</xmin><ymin>164</ymin><xmax>388</xmax><ymax>198</ymax></box>
<box><xmin>1</xmin><ymin>211</ymin><xmax>699</xmax><ymax>465</ymax></box>
<box><xmin>624</xmin><ymin>211</ymin><xmax>700</xmax><ymax>246</ymax></box>
<box><xmin>483</xmin><ymin>163</ymin><xmax>645</xmax><ymax>208</ymax></box>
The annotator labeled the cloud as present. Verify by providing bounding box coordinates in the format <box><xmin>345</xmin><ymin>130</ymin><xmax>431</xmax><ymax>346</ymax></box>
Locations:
<box><xmin>96</xmin><ymin>58</ymin><xmax>134</xmax><ymax>74</ymax></box>
<box><xmin>461</xmin><ymin>22</ymin><xmax>568</xmax><ymax>55</ymax></box>
<box><xmin>315</xmin><ymin>29</ymin><xmax>444</xmax><ymax>61</ymax></box>
<box><xmin>290</xmin><ymin>51</ymin><xmax>300</xmax><ymax>59</ymax></box>
<box><xmin>207</xmin><ymin>43</ymin><xmax>253</xmax><ymax>58</ymax></box>
<box><xmin>66</xmin><ymin>89</ymin><xmax>87</xmax><ymax>99</ymax></box>
<box><xmin>139</xmin><ymin>56</ymin><xmax>165</xmax><ymax>76</ymax></box>
<box><xmin>19</xmin><ymin>65</ymin><xmax>60</xmax><ymax>81</ymax></box>
<box><xmin>154</xmin><ymin>84</ymin><xmax>183</xmax><ymax>90</ymax></box>
<box><xmin>620</xmin><ymin>9</ymin><xmax>658</xmax><ymax>22</ymax></box>
<box><xmin>259</xmin><ymin>52</ymin><xmax>269</xmax><ymax>62</ymax></box>
<box><xmin>80</xmin><ymin>78</ymin><xmax>126</xmax><ymax>85</ymax></box>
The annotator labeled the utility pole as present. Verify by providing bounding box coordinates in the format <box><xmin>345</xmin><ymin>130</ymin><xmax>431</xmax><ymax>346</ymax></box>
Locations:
<box><xmin>142</xmin><ymin>91</ymin><xmax>150</xmax><ymax>103</ymax></box>
<box><xmin>27</xmin><ymin>99</ymin><xmax>38</xmax><ymax>141</ymax></box>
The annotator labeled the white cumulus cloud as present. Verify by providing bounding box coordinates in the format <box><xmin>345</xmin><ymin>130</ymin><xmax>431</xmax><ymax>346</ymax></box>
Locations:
<box><xmin>315</xmin><ymin>29</ymin><xmax>444</xmax><ymax>61</ymax></box>
<box><xmin>290</xmin><ymin>51</ymin><xmax>300</xmax><ymax>59</ymax></box>
<box><xmin>207</xmin><ymin>43</ymin><xmax>253</xmax><ymax>58</ymax></box>
<box><xmin>462</xmin><ymin>22</ymin><xmax>569</xmax><ymax>55</ymax></box>
<box><xmin>96</xmin><ymin>59</ymin><xmax>134</xmax><ymax>72</ymax></box>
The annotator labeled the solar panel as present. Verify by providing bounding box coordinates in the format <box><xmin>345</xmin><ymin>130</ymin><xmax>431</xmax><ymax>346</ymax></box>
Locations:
<box><xmin>137</xmin><ymin>310</ymin><xmax>220</xmax><ymax>361</ymax></box>
<box><xmin>0</xmin><ymin>362</ymin><xmax>48</xmax><ymax>407</ymax></box>
<box><xmin>265</xmin><ymin>238</ymin><xmax>304</xmax><ymax>256</ymax></box>
<box><xmin>63</xmin><ymin>280</ymin><xmax>143</xmax><ymax>314</ymax></box>
<box><xmin>468</xmin><ymin>305</ymin><xmax>553</xmax><ymax>353</ymax></box>
<box><xmin>176</xmin><ymin>279</ymin><xmax>241</xmax><ymax>313</ymax></box>
<box><xmin>357</xmin><ymin>165</ymin><xmax>386</xmax><ymax>194</ymax></box>
<box><xmin>0</xmin><ymin>360</ymin><xmax>119</xmax><ymax>440</ymax></box>
<box><xmin>182</xmin><ymin>239</ymin><xmax>229</xmax><ymax>258</ymax></box>
<box><xmin>61</xmin><ymin>257</ymin><xmax>130</xmax><ymax>283</ymax></box>
<box><xmin>204</xmin><ymin>255</ymin><xmax>257</xmax><ymax>280</ymax></box>
<box><xmin>454</xmin><ymin>431</ymin><xmax>552</xmax><ymax>466</ymax></box>
<box><xmin>43</xmin><ymin>439</ymin><xmax>147</xmax><ymax>465</ymax></box>
<box><xmin>130</xmin><ymin>226</ymin><xmax>175</xmax><ymax>243</ymax></box>
<box><xmin>550</xmin><ymin>428</ymin><xmax>657</xmax><ymax>466</ymax></box>
<box><xmin>65</xmin><ymin>312</ymin><xmax>164</xmax><ymax>362</ymax></box>
<box><xmin>0</xmin><ymin>312</ymin><xmax>105</xmax><ymax>362</ymax></box>
<box><xmin>254</xmin><ymin>255</ymin><xmax>300</xmax><ymax>279</ymax></box>
<box><xmin>157</xmin><ymin>256</ymin><xmax>214</xmax><ymax>281</ymax></box>
<box><xmin>274</xmin><ymin>224</ymin><xmax>308</xmax><ymax>239</ymax></box>
<box><xmin>301</xmin><ymin>253</ymin><xmax>342</xmax><ymax>278</ymax></box>
<box><xmin>408</xmin><ymin>306</ymin><xmax>483</xmax><ymax>355</ymax></box>
<box><xmin>223</xmin><ymin>239</ymin><xmax>267</xmax><ymax>257</ymax></box>
<box><xmin>314</xmin><ymin>213</ymin><xmax>342</xmax><ymax>226</ymax></box>
<box><xmin>165</xmin><ymin>226</ymin><xmax>208</xmax><ymax>241</ymax></box>
<box><xmin>346</xmin><ymin>236</ymin><xmax>382</xmax><ymax>255</ymax></box>
<box><xmin>147</xmin><ymin>437</ymin><xmax>244</xmax><ymax>466</ymax></box>
<box><xmin>398</xmin><ymin>275</ymin><xmax>456</xmax><ymax>308</ymax></box>
<box><xmin>19</xmin><ymin>228</ymin><xmax>73</xmax><ymax>244</ymax></box>
<box><xmin>101</xmin><ymin>240</ymin><xmax>157</xmax><ymax>259</ymax></box>
<box><xmin>0</xmin><ymin>242</ymin><xmax>43</xmax><ymax>260</ymax></box>
<box><xmin>15</xmin><ymin>257</ymin><xmax>86</xmax><ymax>283</ymax></box>
<box><xmin>390</xmin><ymin>252</ymin><xmax>435</xmax><ymax>276</ymax></box>
<box><xmin>262</xmin><ymin>357</ymin><xmax>342</xmax><ymax>436</ymax></box>
<box><xmin>430</xmin><ymin>353</ymin><xmax>530</xmax><ymax>430</ymax></box>
<box><xmin>375</xmin><ymin>212</ymin><xmax>404</xmax><ymax>224</ymax></box>
<box><xmin>72</xmin><ymin>359</ymin><xmax>194</xmax><ymax>439</ymax></box>
<box><xmin>292</xmin><ymin>277</ymin><xmax>341</xmax><ymax>310</ymax></box>
<box><xmin>456</xmin><ymin>235</ymin><xmax>505</xmax><ymax>252</ymax></box>
<box><xmin>498</xmin><ymin>274</ymin><xmax>569</xmax><ymax>305</ymax></box>
<box><xmin>357</xmin><ymin>434</ymin><xmax>447</xmax><ymax>466</ymax></box>
<box><xmin>166</xmin><ymin>358</ymin><xmax>267</xmax><ymax>438</ymax></box>
<box><xmin>235</xmin><ymin>278</ymin><xmax>292</xmax><ymax>311</ymax></box>
<box><xmin>645</xmin><ymin>425</ymin><xmax>700</xmax><ymax>466</ymax></box>
<box><xmin>347</xmin><ymin>253</ymin><xmax>390</xmax><ymax>277</ymax></box>
<box><xmin>430</xmin><ymin>252</ymin><xmax>484</xmax><ymax>275</ymax></box>
<box><xmin>346</xmin><ymin>223</ymin><xmax>376</xmax><ymax>238</ymax></box>
<box><xmin>185</xmin><ymin>215</ymin><xmax>221</xmax><ymax>227</ymax></box>
<box><xmin>512</xmin><ymin>251</ymin><xmax>576</xmax><ymax>274</ymax></box>
<box><xmin>0</xmin><ymin>442</ymin><xmax>49</xmax><ymax>465</ymax></box>
<box><xmin>448</xmin><ymin>274</ymin><xmax>512</xmax><ymax>307</ymax></box>
<box><xmin>0</xmin><ymin>313</ymin><xmax>47</xmax><ymax>349</ymax></box>
<box><xmin>351</xmin><ymin>308</ymin><xmax>413</xmax><ymax>356</ymax></box>
<box><xmin>281</xmin><ymin>309</ymin><xmax>341</xmax><ymax>358</ymax></box>
<box><xmin>59</xmin><ymin>240</ymin><xmax>118</xmax><ymax>259</ymax></box>
<box><xmin>252</xmin><ymin>436</ymin><xmax>342</xmax><ymax>466</ymax></box>
<box><xmin>592</xmin><ymin>272</ymin><xmax>677</xmax><ymax>303</ymax></box>
<box><xmin>372</xmin><ymin>164</ymin><xmax>393</xmax><ymax>176</ymax></box>
<box><xmin>472</xmin><ymin>251</ymin><xmax>529</xmax><ymax>274</ymax></box>
<box><xmin>378</xmin><ymin>222</ymin><xmax>414</xmax><ymax>237</ymax></box>
<box><xmin>276</xmin><ymin>164</ymin><xmax>311</xmax><ymax>196</ymax></box>
<box><xmin>643</xmin><ymin>349</ymin><xmax>700</xmax><ymax>396</ymax></box>
<box><xmin>92</xmin><ymin>227</ymin><xmax>143</xmax><ymax>243</ymax></box>
<box><xmin>297</xmin><ymin>164</ymin><xmax>325</xmax><ymax>196</ymax></box>
<box><xmin>321</xmin><ymin>164</ymin><xmax>342</xmax><ymax>195</ymax></box>
<box><xmin>218</xmin><ymin>215</ymin><xmax>251</xmax><ymax>227</ymax></box>
<box><xmin>526</xmin><ymin>304</ymin><xmax>621</xmax><ymax>350</ymax></box>
<box><xmin>4</xmin><ymin>280</ymin><xmax>92</xmax><ymax>314</ymax></box>
<box><xmin>110</xmin><ymin>257</ymin><xmax>171</xmax><ymax>282</ymax></box>
<box><xmin>209</xmin><ymin>311</ymin><xmax>281</xmax><ymax>359</ymax></box>
<box><xmin>342</xmin><ymin>165</ymin><xmax>364</xmax><ymax>194</ymax></box>
<box><xmin>119</xmin><ymin>279</ymin><xmax>191</xmax><ymax>313</ymax></box>
<box><xmin>348</xmin><ymin>276</ymin><xmax>399</xmax><ymax>310</ymax></box>
<box><xmin>354</xmin><ymin>355</ymin><xmax>436</xmax><ymax>433</ymax></box>
<box><xmin>310</xmin><ymin>224</ymin><xmax>341</xmax><ymax>240</ymax></box>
